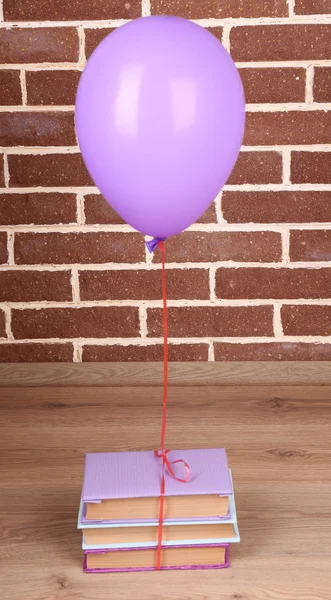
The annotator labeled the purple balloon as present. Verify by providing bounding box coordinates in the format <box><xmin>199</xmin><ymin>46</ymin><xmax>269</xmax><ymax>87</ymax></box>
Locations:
<box><xmin>76</xmin><ymin>16</ymin><xmax>245</xmax><ymax>238</ymax></box>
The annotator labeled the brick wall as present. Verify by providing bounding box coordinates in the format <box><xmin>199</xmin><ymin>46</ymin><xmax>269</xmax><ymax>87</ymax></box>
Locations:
<box><xmin>0</xmin><ymin>1</ymin><xmax>331</xmax><ymax>363</ymax></box>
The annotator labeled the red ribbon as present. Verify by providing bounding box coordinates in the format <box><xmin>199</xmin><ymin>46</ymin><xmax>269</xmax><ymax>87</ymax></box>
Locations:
<box><xmin>154</xmin><ymin>242</ymin><xmax>191</xmax><ymax>570</ymax></box>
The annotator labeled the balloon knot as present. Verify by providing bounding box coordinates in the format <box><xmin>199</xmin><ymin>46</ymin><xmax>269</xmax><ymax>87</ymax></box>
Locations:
<box><xmin>146</xmin><ymin>237</ymin><xmax>166</xmax><ymax>253</ymax></box>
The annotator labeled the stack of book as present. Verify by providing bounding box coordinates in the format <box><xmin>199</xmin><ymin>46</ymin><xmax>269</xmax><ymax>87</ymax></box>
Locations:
<box><xmin>78</xmin><ymin>448</ymin><xmax>240</xmax><ymax>572</ymax></box>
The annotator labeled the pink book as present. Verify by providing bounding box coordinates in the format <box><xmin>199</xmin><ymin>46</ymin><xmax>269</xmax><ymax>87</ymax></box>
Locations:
<box><xmin>83</xmin><ymin>543</ymin><xmax>230</xmax><ymax>573</ymax></box>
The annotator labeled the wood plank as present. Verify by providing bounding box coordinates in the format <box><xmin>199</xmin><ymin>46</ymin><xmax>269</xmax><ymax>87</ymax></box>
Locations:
<box><xmin>1</xmin><ymin>361</ymin><xmax>331</xmax><ymax>387</ymax></box>
<box><xmin>1</xmin><ymin>384</ymin><xmax>330</xmax><ymax>599</ymax></box>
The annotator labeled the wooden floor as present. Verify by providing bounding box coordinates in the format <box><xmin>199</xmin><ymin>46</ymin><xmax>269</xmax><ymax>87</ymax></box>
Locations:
<box><xmin>1</xmin><ymin>384</ymin><xmax>331</xmax><ymax>599</ymax></box>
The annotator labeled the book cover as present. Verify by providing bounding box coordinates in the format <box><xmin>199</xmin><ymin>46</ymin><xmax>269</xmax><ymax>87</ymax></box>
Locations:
<box><xmin>81</xmin><ymin>520</ymin><xmax>240</xmax><ymax>549</ymax></box>
<box><xmin>82</xmin><ymin>448</ymin><xmax>232</xmax><ymax>503</ymax></box>
<box><xmin>83</xmin><ymin>543</ymin><xmax>230</xmax><ymax>573</ymax></box>
<box><xmin>78</xmin><ymin>473</ymin><xmax>237</xmax><ymax>528</ymax></box>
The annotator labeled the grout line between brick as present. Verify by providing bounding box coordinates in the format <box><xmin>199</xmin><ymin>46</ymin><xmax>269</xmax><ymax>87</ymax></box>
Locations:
<box><xmin>2</xmin><ymin>60</ymin><xmax>331</xmax><ymax>71</ymax></box>
<box><xmin>76</xmin><ymin>193</ymin><xmax>85</xmax><ymax>225</ymax></box>
<box><xmin>209</xmin><ymin>266</ymin><xmax>217</xmax><ymax>303</ymax></box>
<box><xmin>0</xmin><ymin>1</ymin><xmax>3</xmax><ymax>21</ymax></box>
<box><xmin>3</xmin><ymin>306</ymin><xmax>14</xmax><ymax>341</ymax></box>
<box><xmin>2</xmin><ymin>260</ymin><xmax>331</xmax><ymax>273</ymax></box>
<box><xmin>20</xmin><ymin>69</ymin><xmax>27</xmax><ymax>105</ymax></box>
<box><xmin>73</xmin><ymin>341</ymin><xmax>82</xmax><ymax>362</ymax></box>
<box><xmin>71</xmin><ymin>267</ymin><xmax>80</xmax><ymax>302</ymax></box>
<box><xmin>288</xmin><ymin>0</ymin><xmax>295</xmax><ymax>18</ymax></box>
<box><xmin>2</xmin><ymin>183</ymin><xmax>331</xmax><ymax>193</ymax></box>
<box><xmin>282</xmin><ymin>147</ymin><xmax>291</xmax><ymax>185</ymax></box>
<box><xmin>273</xmin><ymin>303</ymin><xmax>284</xmax><ymax>337</ymax></box>
<box><xmin>141</xmin><ymin>0</ymin><xmax>151</xmax><ymax>16</ymax></box>
<box><xmin>281</xmin><ymin>228</ymin><xmax>290</xmax><ymax>264</ymax></box>
<box><xmin>4</xmin><ymin>298</ymin><xmax>331</xmax><ymax>309</ymax></box>
<box><xmin>2</xmin><ymin>16</ymin><xmax>331</xmax><ymax>27</ymax></box>
<box><xmin>306</xmin><ymin>65</ymin><xmax>314</xmax><ymax>103</ymax></box>
<box><xmin>2</xmin><ymin>222</ymin><xmax>331</xmax><ymax>233</ymax></box>
<box><xmin>215</xmin><ymin>191</ymin><xmax>227</xmax><ymax>225</ymax></box>
<box><xmin>1</xmin><ymin>102</ymin><xmax>331</xmax><ymax>113</ymax></box>
<box><xmin>208</xmin><ymin>341</ymin><xmax>215</xmax><ymax>362</ymax></box>
<box><xmin>1</xmin><ymin>335</ymin><xmax>331</xmax><ymax>345</ymax></box>
<box><xmin>3</xmin><ymin>151</ymin><xmax>9</xmax><ymax>187</ymax></box>
<box><xmin>78</xmin><ymin>26</ymin><xmax>86</xmax><ymax>67</ymax></box>
<box><xmin>6</xmin><ymin>233</ymin><xmax>14</xmax><ymax>266</ymax></box>
<box><xmin>222</xmin><ymin>25</ymin><xmax>231</xmax><ymax>52</ymax></box>
<box><xmin>139</xmin><ymin>305</ymin><xmax>148</xmax><ymax>338</ymax></box>
<box><xmin>3</xmin><ymin>144</ymin><xmax>331</xmax><ymax>155</ymax></box>
<box><xmin>246</xmin><ymin>102</ymin><xmax>331</xmax><ymax>111</ymax></box>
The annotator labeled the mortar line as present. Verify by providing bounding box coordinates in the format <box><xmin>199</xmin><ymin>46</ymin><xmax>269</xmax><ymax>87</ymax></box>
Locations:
<box><xmin>139</xmin><ymin>305</ymin><xmax>148</xmax><ymax>339</ymax></box>
<box><xmin>2</xmin><ymin>335</ymin><xmax>331</xmax><ymax>344</ymax></box>
<box><xmin>306</xmin><ymin>64</ymin><xmax>315</xmax><ymax>103</ymax></box>
<box><xmin>208</xmin><ymin>342</ymin><xmax>215</xmax><ymax>362</ymax></box>
<box><xmin>3</xmin><ymin>306</ymin><xmax>14</xmax><ymax>341</ymax></box>
<box><xmin>78</xmin><ymin>26</ymin><xmax>86</xmax><ymax>67</ymax></box>
<box><xmin>2</xmin><ymin>16</ymin><xmax>331</xmax><ymax>27</ymax></box>
<box><xmin>273</xmin><ymin>303</ymin><xmax>284</xmax><ymax>337</ymax></box>
<box><xmin>141</xmin><ymin>0</ymin><xmax>151</xmax><ymax>16</ymax></box>
<box><xmin>6</xmin><ymin>232</ymin><xmax>15</xmax><ymax>266</ymax></box>
<box><xmin>20</xmin><ymin>70</ymin><xmax>27</xmax><ymax>105</ymax></box>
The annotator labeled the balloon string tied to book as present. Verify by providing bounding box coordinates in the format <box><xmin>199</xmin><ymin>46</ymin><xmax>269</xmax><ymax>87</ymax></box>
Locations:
<box><xmin>147</xmin><ymin>238</ymin><xmax>191</xmax><ymax>570</ymax></box>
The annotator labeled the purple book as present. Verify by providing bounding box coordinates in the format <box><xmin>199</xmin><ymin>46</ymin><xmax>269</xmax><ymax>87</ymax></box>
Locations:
<box><xmin>83</xmin><ymin>543</ymin><xmax>230</xmax><ymax>573</ymax></box>
<box><xmin>82</xmin><ymin>448</ymin><xmax>232</xmax><ymax>503</ymax></box>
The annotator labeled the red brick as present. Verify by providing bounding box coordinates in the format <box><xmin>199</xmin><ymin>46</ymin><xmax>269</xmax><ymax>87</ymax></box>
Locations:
<box><xmin>0</xmin><ymin>193</ymin><xmax>77</xmax><ymax>225</ymax></box>
<box><xmin>0</xmin><ymin>28</ymin><xmax>79</xmax><ymax>64</ymax></box>
<box><xmin>0</xmin><ymin>112</ymin><xmax>75</xmax><ymax>147</ymax></box>
<box><xmin>83</xmin><ymin>195</ymin><xmax>220</xmax><ymax>227</ymax></box>
<box><xmin>291</xmin><ymin>152</ymin><xmax>331</xmax><ymax>184</ymax></box>
<box><xmin>8</xmin><ymin>153</ymin><xmax>93</xmax><ymax>187</ymax></box>
<box><xmin>214</xmin><ymin>342</ymin><xmax>331</xmax><ymax>361</ymax></box>
<box><xmin>215</xmin><ymin>267</ymin><xmax>331</xmax><ymax>299</ymax></box>
<box><xmin>222</xmin><ymin>191</ymin><xmax>331</xmax><ymax>224</ymax></box>
<box><xmin>4</xmin><ymin>0</ymin><xmax>141</xmax><ymax>20</ymax></box>
<box><xmin>0</xmin><ymin>342</ymin><xmax>73</xmax><ymax>362</ymax></box>
<box><xmin>0</xmin><ymin>155</ymin><xmax>4</xmax><ymax>187</ymax></box>
<box><xmin>12</xmin><ymin>307</ymin><xmax>140</xmax><ymax>339</ymax></box>
<box><xmin>313</xmin><ymin>67</ymin><xmax>331</xmax><ymax>103</ymax></box>
<box><xmin>196</xmin><ymin>203</ymin><xmax>217</xmax><ymax>224</ymax></box>
<box><xmin>153</xmin><ymin>231</ymin><xmax>281</xmax><ymax>263</ymax></box>
<box><xmin>82</xmin><ymin>343</ymin><xmax>209</xmax><ymax>362</ymax></box>
<box><xmin>206</xmin><ymin>27</ymin><xmax>223</xmax><ymax>42</ymax></box>
<box><xmin>294</xmin><ymin>0</ymin><xmax>331</xmax><ymax>14</ymax></box>
<box><xmin>282</xmin><ymin>305</ymin><xmax>331</xmax><ymax>336</ymax></box>
<box><xmin>239</xmin><ymin>68</ymin><xmax>305</xmax><ymax>104</ymax></box>
<box><xmin>245</xmin><ymin>111</ymin><xmax>331</xmax><ymax>146</ymax></box>
<box><xmin>147</xmin><ymin>306</ymin><xmax>274</xmax><ymax>337</ymax></box>
<box><xmin>14</xmin><ymin>232</ymin><xmax>145</xmax><ymax>265</ymax></box>
<box><xmin>26</xmin><ymin>71</ymin><xmax>81</xmax><ymax>106</ymax></box>
<box><xmin>85</xmin><ymin>29</ymin><xmax>114</xmax><ymax>59</ymax></box>
<box><xmin>0</xmin><ymin>71</ymin><xmax>22</xmax><ymax>105</ymax></box>
<box><xmin>227</xmin><ymin>151</ymin><xmax>283</xmax><ymax>185</ymax></box>
<box><xmin>0</xmin><ymin>270</ymin><xmax>72</xmax><ymax>302</ymax></box>
<box><xmin>231</xmin><ymin>25</ymin><xmax>331</xmax><ymax>62</ymax></box>
<box><xmin>151</xmin><ymin>0</ymin><xmax>287</xmax><ymax>18</ymax></box>
<box><xmin>79</xmin><ymin>269</ymin><xmax>210</xmax><ymax>301</ymax></box>
<box><xmin>84</xmin><ymin>194</ymin><xmax>125</xmax><ymax>225</ymax></box>
<box><xmin>0</xmin><ymin>310</ymin><xmax>6</xmax><ymax>338</ymax></box>
<box><xmin>0</xmin><ymin>232</ymin><xmax>8</xmax><ymax>264</ymax></box>
<box><xmin>290</xmin><ymin>230</ymin><xmax>331</xmax><ymax>262</ymax></box>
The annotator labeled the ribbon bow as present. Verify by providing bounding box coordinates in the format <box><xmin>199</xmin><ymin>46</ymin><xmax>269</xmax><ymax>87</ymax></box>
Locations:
<box><xmin>154</xmin><ymin>450</ymin><xmax>191</xmax><ymax>483</ymax></box>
